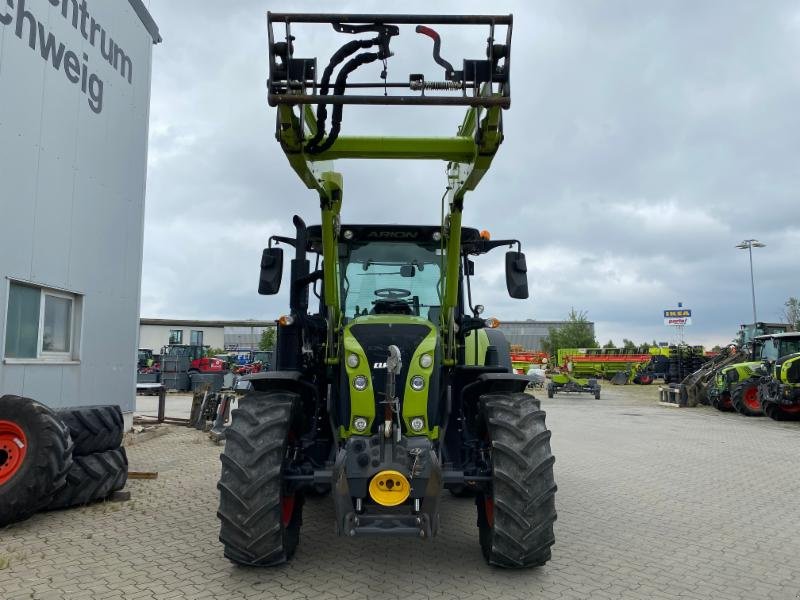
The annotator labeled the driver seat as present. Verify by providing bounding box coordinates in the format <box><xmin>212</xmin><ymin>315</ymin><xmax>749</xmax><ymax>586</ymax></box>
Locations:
<box><xmin>371</xmin><ymin>300</ymin><xmax>413</xmax><ymax>315</ymax></box>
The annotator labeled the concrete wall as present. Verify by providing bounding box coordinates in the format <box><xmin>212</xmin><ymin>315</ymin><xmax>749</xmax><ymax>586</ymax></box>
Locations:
<box><xmin>0</xmin><ymin>0</ymin><xmax>158</xmax><ymax>420</ymax></box>
<box><xmin>139</xmin><ymin>324</ymin><xmax>225</xmax><ymax>354</ymax></box>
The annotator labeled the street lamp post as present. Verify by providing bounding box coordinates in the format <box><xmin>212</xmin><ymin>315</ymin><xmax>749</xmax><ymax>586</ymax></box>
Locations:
<box><xmin>735</xmin><ymin>239</ymin><xmax>765</xmax><ymax>324</ymax></box>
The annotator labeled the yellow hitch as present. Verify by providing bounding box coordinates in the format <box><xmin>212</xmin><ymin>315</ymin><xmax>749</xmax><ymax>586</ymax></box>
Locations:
<box><xmin>368</xmin><ymin>470</ymin><xmax>411</xmax><ymax>507</ymax></box>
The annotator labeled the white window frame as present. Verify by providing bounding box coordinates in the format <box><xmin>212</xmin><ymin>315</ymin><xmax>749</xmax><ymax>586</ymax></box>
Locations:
<box><xmin>3</xmin><ymin>279</ymin><xmax>82</xmax><ymax>365</ymax></box>
<box><xmin>38</xmin><ymin>289</ymin><xmax>75</xmax><ymax>359</ymax></box>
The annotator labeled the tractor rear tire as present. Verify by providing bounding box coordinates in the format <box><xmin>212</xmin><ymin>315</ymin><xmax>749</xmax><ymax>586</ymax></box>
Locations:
<box><xmin>0</xmin><ymin>395</ymin><xmax>73</xmax><ymax>526</ymax></box>
<box><xmin>763</xmin><ymin>402</ymin><xmax>800</xmax><ymax>421</ymax></box>
<box><xmin>46</xmin><ymin>447</ymin><xmax>128</xmax><ymax>509</ymax></box>
<box><xmin>731</xmin><ymin>383</ymin><xmax>762</xmax><ymax>417</ymax></box>
<box><xmin>56</xmin><ymin>405</ymin><xmax>124</xmax><ymax>455</ymax></box>
<box><xmin>477</xmin><ymin>392</ymin><xmax>557</xmax><ymax>568</ymax></box>
<box><xmin>217</xmin><ymin>391</ymin><xmax>304</xmax><ymax>566</ymax></box>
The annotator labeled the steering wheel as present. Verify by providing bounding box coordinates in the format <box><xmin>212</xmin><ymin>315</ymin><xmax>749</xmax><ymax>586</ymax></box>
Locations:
<box><xmin>374</xmin><ymin>288</ymin><xmax>412</xmax><ymax>300</ymax></box>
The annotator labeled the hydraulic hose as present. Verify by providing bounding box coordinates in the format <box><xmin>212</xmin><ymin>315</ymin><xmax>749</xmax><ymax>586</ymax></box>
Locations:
<box><xmin>309</xmin><ymin>51</ymin><xmax>380</xmax><ymax>155</ymax></box>
<box><xmin>305</xmin><ymin>38</ymin><xmax>378</xmax><ymax>152</ymax></box>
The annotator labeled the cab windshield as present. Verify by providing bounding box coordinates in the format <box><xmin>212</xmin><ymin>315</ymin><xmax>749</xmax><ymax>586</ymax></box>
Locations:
<box><xmin>339</xmin><ymin>240</ymin><xmax>442</xmax><ymax>321</ymax></box>
<box><xmin>760</xmin><ymin>338</ymin><xmax>800</xmax><ymax>362</ymax></box>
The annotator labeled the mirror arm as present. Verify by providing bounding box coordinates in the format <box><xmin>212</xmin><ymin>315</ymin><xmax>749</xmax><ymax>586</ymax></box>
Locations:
<box><xmin>269</xmin><ymin>235</ymin><xmax>297</xmax><ymax>249</ymax></box>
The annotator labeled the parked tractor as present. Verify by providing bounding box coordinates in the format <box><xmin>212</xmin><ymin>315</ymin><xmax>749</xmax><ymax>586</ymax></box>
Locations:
<box><xmin>758</xmin><ymin>338</ymin><xmax>800</xmax><ymax>421</ymax></box>
<box><xmin>708</xmin><ymin>332</ymin><xmax>800</xmax><ymax>416</ymax></box>
<box><xmin>216</xmin><ymin>13</ymin><xmax>556</xmax><ymax>569</ymax></box>
<box><xmin>160</xmin><ymin>344</ymin><xmax>227</xmax><ymax>374</ymax></box>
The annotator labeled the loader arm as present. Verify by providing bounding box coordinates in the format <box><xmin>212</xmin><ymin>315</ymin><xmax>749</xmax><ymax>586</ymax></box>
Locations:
<box><xmin>269</xmin><ymin>13</ymin><xmax>512</xmax><ymax>362</ymax></box>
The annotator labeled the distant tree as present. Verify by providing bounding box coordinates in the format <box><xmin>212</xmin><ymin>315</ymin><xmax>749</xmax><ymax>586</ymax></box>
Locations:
<box><xmin>621</xmin><ymin>339</ymin><xmax>638</xmax><ymax>352</ymax></box>
<box><xmin>542</xmin><ymin>308</ymin><xmax>598</xmax><ymax>359</ymax></box>
<box><xmin>783</xmin><ymin>297</ymin><xmax>800</xmax><ymax>331</ymax></box>
<box><xmin>206</xmin><ymin>347</ymin><xmax>226</xmax><ymax>357</ymax></box>
<box><xmin>259</xmin><ymin>327</ymin><xmax>277</xmax><ymax>351</ymax></box>
<box><xmin>711</xmin><ymin>345</ymin><xmax>724</xmax><ymax>353</ymax></box>
<box><xmin>603</xmin><ymin>340</ymin><xmax>616</xmax><ymax>349</ymax></box>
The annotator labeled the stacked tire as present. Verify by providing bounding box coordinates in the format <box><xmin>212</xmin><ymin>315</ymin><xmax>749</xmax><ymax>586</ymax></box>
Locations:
<box><xmin>47</xmin><ymin>405</ymin><xmax>128</xmax><ymax>510</ymax></box>
<box><xmin>0</xmin><ymin>396</ymin><xmax>128</xmax><ymax>526</ymax></box>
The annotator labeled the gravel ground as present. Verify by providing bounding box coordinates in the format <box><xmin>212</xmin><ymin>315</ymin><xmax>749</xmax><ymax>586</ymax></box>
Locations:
<box><xmin>1</xmin><ymin>384</ymin><xmax>799</xmax><ymax>599</ymax></box>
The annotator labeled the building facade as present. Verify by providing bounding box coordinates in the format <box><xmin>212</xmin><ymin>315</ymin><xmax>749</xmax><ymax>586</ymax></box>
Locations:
<box><xmin>498</xmin><ymin>320</ymin><xmax>596</xmax><ymax>352</ymax></box>
<box><xmin>1</xmin><ymin>0</ymin><xmax>160</xmax><ymax>425</ymax></box>
<box><xmin>139</xmin><ymin>319</ymin><xmax>276</xmax><ymax>354</ymax></box>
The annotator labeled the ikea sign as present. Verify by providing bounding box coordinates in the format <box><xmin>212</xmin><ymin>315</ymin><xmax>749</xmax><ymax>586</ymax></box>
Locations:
<box><xmin>664</xmin><ymin>309</ymin><xmax>692</xmax><ymax>326</ymax></box>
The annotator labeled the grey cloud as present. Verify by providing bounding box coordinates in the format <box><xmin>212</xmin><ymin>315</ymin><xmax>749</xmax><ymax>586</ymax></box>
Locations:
<box><xmin>141</xmin><ymin>0</ymin><xmax>800</xmax><ymax>348</ymax></box>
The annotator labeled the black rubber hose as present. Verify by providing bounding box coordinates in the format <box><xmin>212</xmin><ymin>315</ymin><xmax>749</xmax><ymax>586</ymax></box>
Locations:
<box><xmin>306</xmin><ymin>38</ymin><xmax>377</xmax><ymax>152</ymax></box>
<box><xmin>310</xmin><ymin>51</ymin><xmax>380</xmax><ymax>155</ymax></box>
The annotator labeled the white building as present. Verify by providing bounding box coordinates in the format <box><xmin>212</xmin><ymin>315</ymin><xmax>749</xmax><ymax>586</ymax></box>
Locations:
<box><xmin>1</xmin><ymin>0</ymin><xmax>160</xmax><ymax>426</ymax></box>
<box><xmin>138</xmin><ymin>319</ymin><xmax>276</xmax><ymax>354</ymax></box>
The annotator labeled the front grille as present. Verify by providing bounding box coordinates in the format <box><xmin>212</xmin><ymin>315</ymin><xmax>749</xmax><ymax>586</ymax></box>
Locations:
<box><xmin>350</xmin><ymin>323</ymin><xmax>432</xmax><ymax>408</ymax></box>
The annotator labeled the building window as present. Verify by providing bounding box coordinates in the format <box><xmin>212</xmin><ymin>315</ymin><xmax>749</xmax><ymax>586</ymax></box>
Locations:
<box><xmin>4</xmin><ymin>281</ymin><xmax>81</xmax><ymax>360</ymax></box>
<box><xmin>169</xmin><ymin>329</ymin><xmax>183</xmax><ymax>344</ymax></box>
<box><xmin>190</xmin><ymin>330</ymin><xmax>203</xmax><ymax>346</ymax></box>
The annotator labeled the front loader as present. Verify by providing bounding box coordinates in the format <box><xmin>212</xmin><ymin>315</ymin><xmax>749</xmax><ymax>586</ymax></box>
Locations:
<box><xmin>216</xmin><ymin>13</ymin><xmax>557</xmax><ymax>569</ymax></box>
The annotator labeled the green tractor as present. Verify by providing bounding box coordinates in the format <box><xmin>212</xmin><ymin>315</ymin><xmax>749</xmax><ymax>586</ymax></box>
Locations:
<box><xmin>216</xmin><ymin>13</ymin><xmax>556</xmax><ymax>569</ymax></box>
<box><xmin>758</xmin><ymin>337</ymin><xmax>800</xmax><ymax>421</ymax></box>
<box><xmin>709</xmin><ymin>332</ymin><xmax>800</xmax><ymax>416</ymax></box>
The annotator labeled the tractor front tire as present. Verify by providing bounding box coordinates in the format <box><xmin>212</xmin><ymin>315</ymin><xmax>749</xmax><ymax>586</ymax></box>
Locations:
<box><xmin>763</xmin><ymin>402</ymin><xmax>800</xmax><ymax>421</ymax></box>
<box><xmin>0</xmin><ymin>395</ymin><xmax>73</xmax><ymax>526</ymax></box>
<box><xmin>731</xmin><ymin>383</ymin><xmax>762</xmax><ymax>417</ymax></box>
<box><xmin>712</xmin><ymin>391</ymin><xmax>734</xmax><ymax>412</ymax></box>
<box><xmin>477</xmin><ymin>392</ymin><xmax>557</xmax><ymax>568</ymax></box>
<box><xmin>217</xmin><ymin>391</ymin><xmax>303</xmax><ymax>566</ymax></box>
<box><xmin>546</xmin><ymin>385</ymin><xmax>554</xmax><ymax>399</ymax></box>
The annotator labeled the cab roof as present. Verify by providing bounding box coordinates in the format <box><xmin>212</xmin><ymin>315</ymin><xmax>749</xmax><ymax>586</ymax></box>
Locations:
<box><xmin>753</xmin><ymin>332</ymin><xmax>800</xmax><ymax>340</ymax></box>
<box><xmin>306</xmin><ymin>224</ymin><xmax>515</xmax><ymax>256</ymax></box>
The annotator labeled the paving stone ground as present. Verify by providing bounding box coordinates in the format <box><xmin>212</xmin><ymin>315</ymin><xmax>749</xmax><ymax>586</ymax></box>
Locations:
<box><xmin>2</xmin><ymin>385</ymin><xmax>800</xmax><ymax>599</ymax></box>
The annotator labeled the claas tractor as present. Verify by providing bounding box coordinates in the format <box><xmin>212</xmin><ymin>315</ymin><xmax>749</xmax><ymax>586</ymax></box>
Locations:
<box><xmin>216</xmin><ymin>13</ymin><xmax>557</xmax><ymax>569</ymax></box>
<box><xmin>709</xmin><ymin>332</ymin><xmax>800</xmax><ymax>416</ymax></box>
<box><xmin>758</xmin><ymin>336</ymin><xmax>800</xmax><ymax>421</ymax></box>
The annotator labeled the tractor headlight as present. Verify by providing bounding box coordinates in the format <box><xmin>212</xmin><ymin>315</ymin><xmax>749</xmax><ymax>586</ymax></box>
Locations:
<box><xmin>347</xmin><ymin>353</ymin><xmax>360</xmax><ymax>368</ymax></box>
<box><xmin>353</xmin><ymin>375</ymin><xmax>368</xmax><ymax>391</ymax></box>
<box><xmin>419</xmin><ymin>353</ymin><xmax>433</xmax><ymax>369</ymax></box>
<box><xmin>410</xmin><ymin>417</ymin><xmax>425</xmax><ymax>432</ymax></box>
<box><xmin>353</xmin><ymin>416</ymin><xmax>369</xmax><ymax>432</ymax></box>
<box><xmin>410</xmin><ymin>375</ymin><xmax>425</xmax><ymax>391</ymax></box>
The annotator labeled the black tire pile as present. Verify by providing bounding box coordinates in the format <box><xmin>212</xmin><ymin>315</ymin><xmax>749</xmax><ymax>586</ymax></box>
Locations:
<box><xmin>665</xmin><ymin>346</ymin><xmax>707</xmax><ymax>383</ymax></box>
<box><xmin>0</xmin><ymin>395</ymin><xmax>128</xmax><ymax>527</ymax></box>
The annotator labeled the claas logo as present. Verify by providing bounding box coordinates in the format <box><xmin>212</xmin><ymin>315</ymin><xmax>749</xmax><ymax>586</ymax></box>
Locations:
<box><xmin>664</xmin><ymin>309</ymin><xmax>691</xmax><ymax>318</ymax></box>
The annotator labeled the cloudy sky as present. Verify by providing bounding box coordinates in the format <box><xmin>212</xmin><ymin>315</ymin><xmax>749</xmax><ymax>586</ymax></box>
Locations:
<box><xmin>140</xmin><ymin>1</ymin><xmax>800</xmax><ymax>348</ymax></box>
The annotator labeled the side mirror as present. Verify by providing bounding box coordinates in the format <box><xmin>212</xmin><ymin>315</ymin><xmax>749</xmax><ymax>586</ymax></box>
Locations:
<box><xmin>400</xmin><ymin>265</ymin><xmax>415</xmax><ymax>277</ymax></box>
<box><xmin>258</xmin><ymin>247</ymin><xmax>284</xmax><ymax>295</ymax></box>
<box><xmin>505</xmin><ymin>251</ymin><xmax>529</xmax><ymax>299</ymax></box>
